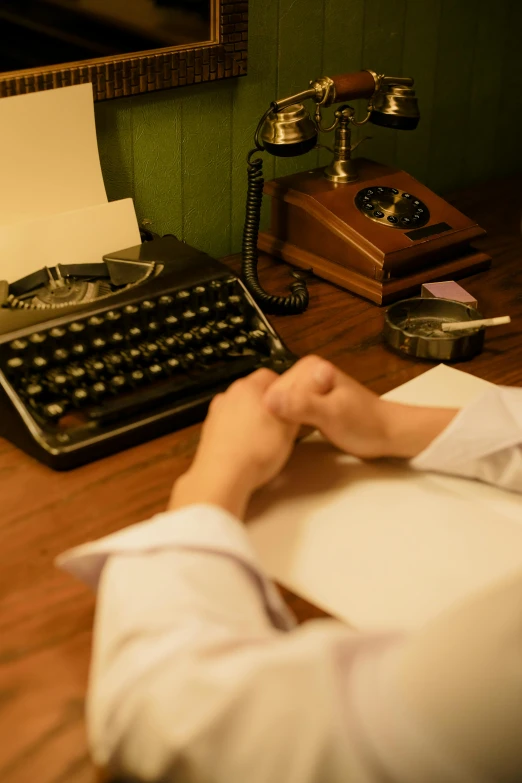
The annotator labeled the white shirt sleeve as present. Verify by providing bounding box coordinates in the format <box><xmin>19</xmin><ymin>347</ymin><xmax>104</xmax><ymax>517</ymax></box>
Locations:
<box><xmin>57</xmin><ymin>506</ymin><xmax>404</xmax><ymax>783</ymax></box>
<box><xmin>411</xmin><ymin>385</ymin><xmax>522</xmax><ymax>492</ymax></box>
<box><xmin>58</xmin><ymin>501</ymin><xmax>522</xmax><ymax>783</ymax></box>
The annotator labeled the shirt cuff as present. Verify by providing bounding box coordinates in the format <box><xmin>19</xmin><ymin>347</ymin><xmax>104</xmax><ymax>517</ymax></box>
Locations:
<box><xmin>411</xmin><ymin>385</ymin><xmax>522</xmax><ymax>474</ymax></box>
<box><xmin>56</xmin><ymin>503</ymin><xmax>296</xmax><ymax>631</ymax></box>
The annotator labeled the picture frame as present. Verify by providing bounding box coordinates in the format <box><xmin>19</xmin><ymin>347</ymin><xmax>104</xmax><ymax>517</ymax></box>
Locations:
<box><xmin>0</xmin><ymin>0</ymin><xmax>247</xmax><ymax>101</ymax></box>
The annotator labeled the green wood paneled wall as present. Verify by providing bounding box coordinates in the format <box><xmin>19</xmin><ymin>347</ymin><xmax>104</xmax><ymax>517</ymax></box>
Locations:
<box><xmin>95</xmin><ymin>0</ymin><xmax>522</xmax><ymax>259</ymax></box>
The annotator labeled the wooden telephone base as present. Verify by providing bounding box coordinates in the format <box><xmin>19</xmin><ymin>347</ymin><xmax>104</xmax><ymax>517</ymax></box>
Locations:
<box><xmin>258</xmin><ymin>158</ymin><xmax>491</xmax><ymax>305</ymax></box>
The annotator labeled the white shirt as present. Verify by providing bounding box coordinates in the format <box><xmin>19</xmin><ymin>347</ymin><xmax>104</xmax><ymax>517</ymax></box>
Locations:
<box><xmin>58</xmin><ymin>386</ymin><xmax>522</xmax><ymax>783</ymax></box>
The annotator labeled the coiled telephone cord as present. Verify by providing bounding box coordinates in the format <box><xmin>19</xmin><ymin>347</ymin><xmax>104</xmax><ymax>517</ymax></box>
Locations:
<box><xmin>241</xmin><ymin>153</ymin><xmax>309</xmax><ymax>315</ymax></box>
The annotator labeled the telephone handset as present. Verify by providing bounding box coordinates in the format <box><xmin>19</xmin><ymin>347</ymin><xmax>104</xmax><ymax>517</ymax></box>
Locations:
<box><xmin>241</xmin><ymin>70</ymin><xmax>490</xmax><ymax>313</ymax></box>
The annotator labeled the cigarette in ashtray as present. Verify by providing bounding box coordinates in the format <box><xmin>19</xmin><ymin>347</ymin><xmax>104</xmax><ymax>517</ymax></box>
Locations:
<box><xmin>441</xmin><ymin>315</ymin><xmax>511</xmax><ymax>333</ymax></box>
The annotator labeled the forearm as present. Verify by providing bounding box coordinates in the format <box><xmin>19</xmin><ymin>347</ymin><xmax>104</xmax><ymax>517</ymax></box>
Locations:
<box><xmin>169</xmin><ymin>465</ymin><xmax>253</xmax><ymax>519</ymax></box>
<box><xmin>381</xmin><ymin>402</ymin><xmax>458</xmax><ymax>459</ymax></box>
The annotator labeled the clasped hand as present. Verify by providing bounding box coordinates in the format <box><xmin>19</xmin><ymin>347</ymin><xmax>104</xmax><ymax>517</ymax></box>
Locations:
<box><xmin>169</xmin><ymin>356</ymin><xmax>456</xmax><ymax>519</ymax></box>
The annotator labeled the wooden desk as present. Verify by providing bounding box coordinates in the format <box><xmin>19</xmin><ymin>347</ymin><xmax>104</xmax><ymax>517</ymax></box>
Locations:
<box><xmin>1</xmin><ymin>178</ymin><xmax>521</xmax><ymax>783</ymax></box>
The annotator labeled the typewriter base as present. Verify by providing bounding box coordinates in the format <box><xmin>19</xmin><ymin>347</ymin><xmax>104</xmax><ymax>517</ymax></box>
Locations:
<box><xmin>1</xmin><ymin>382</ymin><xmax>238</xmax><ymax>471</ymax></box>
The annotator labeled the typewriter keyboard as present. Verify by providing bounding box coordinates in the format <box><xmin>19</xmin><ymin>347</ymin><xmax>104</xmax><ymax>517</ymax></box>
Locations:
<box><xmin>0</xmin><ymin>274</ymin><xmax>294</xmax><ymax>468</ymax></box>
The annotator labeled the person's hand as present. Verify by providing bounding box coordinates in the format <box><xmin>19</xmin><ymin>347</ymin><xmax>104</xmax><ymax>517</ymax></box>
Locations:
<box><xmin>169</xmin><ymin>368</ymin><xmax>299</xmax><ymax>519</ymax></box>
<box><xmin>263</xmin><ymin>355</ymin><xmax>458</xmax><ymax>459</ymax></box>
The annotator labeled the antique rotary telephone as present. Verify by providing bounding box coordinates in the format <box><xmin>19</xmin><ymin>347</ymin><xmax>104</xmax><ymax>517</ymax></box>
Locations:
<box><xmin>241</xmin><ymin>70</ymin><xmax>489</xmax><ymax>314</ymax></box>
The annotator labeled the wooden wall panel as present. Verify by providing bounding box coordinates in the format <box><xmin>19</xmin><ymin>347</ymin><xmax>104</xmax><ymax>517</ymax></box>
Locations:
<box><xmin>427</xmin><ymin>0</ymin><xmax>479</xmax><ymax>194</ymax></box>
<box><xmin>95</xmin><ymin>97</ymin><xmax>134</xmax><ymax>204</ymax></box>
<box><xmin>395</xmin><ymin>0</ymin><xmax>441</xmax><ymax>185</ymax></box>
<box><xmin>318</xmin><ymin>0</ymin><xmax>365</xmax><ymax>167</ymax></box>
<box><xmin>361</xmin><ymin>0</ymin><xmax>406</xmax><ymax>167</ymax></box>
<box><xmin>180</xmin><ymin>81</ymin><xmax>234</xmax><ymax>257</ymax></box>
<box><xmin>132</xmin><ymin>89</ymin><xmax>184</xmax><ymax>238</ymax></box>
<box><xmin>229</xmin><ymin>0</ymin><xmax>279</xmax><ymax>250</ymax></box>
<box><xmin>95</xmin><ymin>0</ymin><xmax>522</xmax><ymax>259</ymax></box>
<box><xmin>466</xmin><ymin>0</ymin><xmax>509</xmax><ymax>186</ymax></box>
<box><xmin>274</xmin><ymin>0</ymin><xmax>325</xmax><ymax>179</ymax></box>
<box><xmin>494</xmin><ymin>1</ymin><xmax>522</xmax><ymax>180</ymax></box>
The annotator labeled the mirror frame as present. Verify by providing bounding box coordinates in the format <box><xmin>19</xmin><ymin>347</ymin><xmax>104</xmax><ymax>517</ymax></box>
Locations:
<box><xmin>0</xmin><ymin>0</ymin><xmax>247</xmax><ymax>101</ymax></box>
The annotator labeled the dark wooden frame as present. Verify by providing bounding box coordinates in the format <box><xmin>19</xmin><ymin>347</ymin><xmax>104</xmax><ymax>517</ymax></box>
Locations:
<box><xmin>0</xmin><ymin>0</ymin><xmax>247</xmax><ymax>101</ymax></box>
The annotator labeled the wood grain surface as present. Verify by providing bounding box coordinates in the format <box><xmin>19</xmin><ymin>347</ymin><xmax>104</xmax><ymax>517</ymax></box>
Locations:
<box><xmin>1</xmin><ymin>178</ymin><xmax>521</xmax><ymax>782</ymax></box>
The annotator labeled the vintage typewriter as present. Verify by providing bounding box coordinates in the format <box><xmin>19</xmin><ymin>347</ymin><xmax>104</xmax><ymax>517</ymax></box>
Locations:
<box><xmin>0</xmin><ymin>236</ymin><xmax>295</xmax><ymax>470</ymax></box>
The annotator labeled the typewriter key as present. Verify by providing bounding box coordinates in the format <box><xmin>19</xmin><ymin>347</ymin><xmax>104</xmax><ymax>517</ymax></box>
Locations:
<box><xmin>32</xmin><ymin>356</ymin><xmax>48</xmax><ymax>369</ymax></box>
<box><xmin>147</xmin><ymin>363</ymin><xmax>164</xmax><ymax>379</ymax></box>
<box><xmin>110</xmin><ymin>332</ymin><xmax>125</xmax><ymax>345</ymax></box>
<box><xmin>42</xmin><ymin>402</ymin><xmax>66</xmax><ymax>420</ymax></box>
<box><xmin>86</xmin><ymin>360</ymin><xmax>105</xmax><ymax>378</ymax></box>
<box><xmin>7</xmin><ymin>356</ymin><xmax>24</xmax><ymax>372</ymax></box>
<box><xmin>164</xmin><ymin>315</ymin><xmax>179</xmax><ymax>329</ymax></box>
<box><xmin>53</xmin><ymin>348</ymin><xmax>69</xmax><ymax>363</ymax></box>
<box><xmin>9</xmin><ymin>339</ymin><xmax>28</xmax><ymax>352</ymax></box>
<box><xmin>128</xmin><ymin>326</ymin><xmax>142</xmax><ymax>340</ymax></box>
<box><xmin>131</xmin><ymin>370</ymin><xmax>146</xmax><ymax>385</ymax></box>
<box><xmin>159</xmin><ymin>336</ymin><xmax>177</xmax><ymax>353</ymax></box>
<box><xmin>26</xmin><ymin>383</ymin><xmax>44</xmax><ymax>400</ymax></box>
<box><xmin>91</xmin><ymin>382</ymin><xmax>107</xmax><ymax>400</ymax></box>
<box><xmin>68</xmin><ymin>366</ymin><xmax>86</xmax><ymax>383</ymax></box>
<box><xmin>183</xmin><ymin>310</ymin><xmax>197</xmax><ymax>326</ymax></box>
<box><xmin>227</xmin><ymin>295</ymin><xmax>242</xmax><ymax>312</ymax></box>
<box><xmin>104</xmin><ymin>353</ymin><xmax>124</xmax><ymax>372</ymax></box>
<box><xmin>72</xmin><ymin>388</ymin><xmax>89</xmax><ymax>406</ymax></box>
<box><xmin>71</xmin><ymin>343</ymin><xmax>87</xmax><ymax>357</ymax></box>
<box><xmin>110</xmin><ymin>375</ymin><xmax>126</xmax><ymax>391</ymax></box>
<box><xmin>47</xmin><ymin>372</ymin><xmax>68</xmax><ymax>392</ymax></box>
<box><xmin>183</xmin><ymin>352</ymin><xmax>196</xmax><ymax>366</ymax></box>
<box><xmin>164</xmin><ymin>358</ymin><xmax>180</xmax><ymax>373</ymax></box>
<box><xmin>199</xmin><ymin>346</ymin><xmax>215</xmax><ymax>362</ymax></box>
<box><xmin>92</xmin><ymin>337</ymin><xmax>107</xmax><ymax>351</ymax></box>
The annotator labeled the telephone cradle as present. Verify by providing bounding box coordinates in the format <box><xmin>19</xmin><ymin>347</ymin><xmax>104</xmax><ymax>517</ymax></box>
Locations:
<box><xmin>0</xmin><ymin>236</ymin><xmax>295</xmax><ymax>470</ymax></box>
<box><xmin>258</xmin><ymin>158</ymin><xmax>491</xmax><ymax>305</ymax></box>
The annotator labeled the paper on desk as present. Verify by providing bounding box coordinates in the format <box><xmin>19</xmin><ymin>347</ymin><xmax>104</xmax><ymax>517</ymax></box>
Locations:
<box><xmin>247</xmin><ymin>365</ymin><xmax>522</xmax><ymax>631</ymax></box>
<box><xmin>0</xmin><ymin>84</ymin><xmax>140</xmax><ymax>282</ymax></box>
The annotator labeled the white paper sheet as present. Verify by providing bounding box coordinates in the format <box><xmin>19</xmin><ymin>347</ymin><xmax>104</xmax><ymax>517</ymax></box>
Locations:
<box><xmin>0</xmin><ymin>84</ymin><xmax>108</xmax><ymax>225</ymax></box>
<box><xmin>247</xmin><ymin>365</ymin><xmax>522</xmax><ymax>631</ymax></box>
<box><xmin>0</xmin><ymin>84</ymin><xmax>141</xmax><ymax>283</ymax></box>
<box><xmin>0</xmin><ymin>200</ymin><xmax>141</xmax><ymax>283</ymax></box>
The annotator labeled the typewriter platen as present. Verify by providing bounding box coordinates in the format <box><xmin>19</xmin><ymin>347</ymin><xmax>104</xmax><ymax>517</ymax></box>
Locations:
<box><xmin>0</xmin><ymin>236</ymin><xmax>295</xmax><ymax>470</ymax></box>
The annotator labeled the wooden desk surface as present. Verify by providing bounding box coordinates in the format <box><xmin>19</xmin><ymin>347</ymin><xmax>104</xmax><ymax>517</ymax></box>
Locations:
<box><xmin>1</xmin><ymin>178</ymin><xmax>521</xmax><ymax>783</ymax></box>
